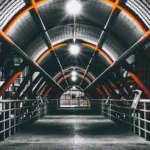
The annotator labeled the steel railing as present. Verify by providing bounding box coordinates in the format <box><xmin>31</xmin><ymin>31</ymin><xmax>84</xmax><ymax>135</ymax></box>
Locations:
<box><xmin>59</xmin><ymin>99</ymin><xmax>90</xmax><ymax>108</ymax></box>
<box><xmin>0</xmin><ymin>97</ymin><xmax>48</xmax><ymax>141</ymax></box>
<box><xmin>90</xmin><ymin>99</ymin><xmax>150</xmax><ymax>141</ymax></box>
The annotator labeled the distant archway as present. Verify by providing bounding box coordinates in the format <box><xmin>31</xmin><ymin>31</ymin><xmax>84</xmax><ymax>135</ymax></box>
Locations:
<box><xmin>59</xmin><ymin>86</ymin><xmax>90</xmax><ymax>108</ymax></box>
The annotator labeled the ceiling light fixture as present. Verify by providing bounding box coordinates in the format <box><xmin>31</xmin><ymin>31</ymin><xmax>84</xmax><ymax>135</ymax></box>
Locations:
<box><xmin>66</xmin><ymin>0</ymin><xmax>82</xmax><ymax>16</ymax></box>
<box><xmin>69</xmin><ymin>44</ymin><xmax>80</xmax><ymax>55</ymax></box>
<box><xmin>72</xmin><ymin>86</ymin><xmax>76</xmax><ymax>89</ymax></box>
<box><xmin>71</xmin><ymin>76</ymin><xmax>77</xmax><ymax>82</ymax></box>
<box><xmin>71</xmin><ymin>70</ymin><xmax>77</xmax><ymax>76</ymax></box>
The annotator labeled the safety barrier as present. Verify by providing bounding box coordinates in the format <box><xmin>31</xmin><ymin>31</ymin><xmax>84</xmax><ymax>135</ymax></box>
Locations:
<box><xmin>59</xmin><ymin>99</ymin><xmax>90</xmax><ymax>108</ymax></box>
<box><xmin>90</xmin><ymin>99</ymin><xmax>150</xmax><ymax>141</ymax></box>
<box><xmin>0</xmin><ymin>97</ymin><xmax>48</xmax><ymax>141</ymax></box>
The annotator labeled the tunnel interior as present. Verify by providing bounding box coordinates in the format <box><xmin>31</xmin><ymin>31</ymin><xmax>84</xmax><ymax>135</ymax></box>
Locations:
<box><xmin>0</xmin><ymin>0</ymin><xmax>150</xmax><ymax>148</ymax></box>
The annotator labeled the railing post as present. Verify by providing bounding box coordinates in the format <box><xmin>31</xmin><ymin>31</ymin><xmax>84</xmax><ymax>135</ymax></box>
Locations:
<box><xmin>14</xmin><ymin>102</ymin><xmax>16</xmax><ymax>134</ymax></box>
<box><xmin>110</xmin><ymin>100</ymin><xmax>111</xmax><ymax>120</ymax></box>
<box><xmin>101</xmin><ymin>100</ymin><xmax>104</xmax><ymax>116</ymax></box>
<box><xmin>133</xmin><ymin>109</ymin><xmax>136</xmax><ymax>134</ymax></box>
<box><xmin>2</xmin><ymin>103</ymin><xmax>5</xmax><ymax>140</ymax></box>
<box><xmin>18</xmin><ymin>102</ymin><xmax>21</xmax><ymax>132</ymax></box>
<box><xmin>144</xmin><ymin>102</ymin><xmax>148</xmax><ymax>140</ymax></box>
<box><xmin>8</xmin><ymin>102</ymin><xmax>11</xmax><ymax>137</ymax></box>
<box><xmin>138</xmin><ymin>110</ymin><xmax>141</xmax><ymax>137</ymax></box>
<box><xmin>129</xmin><ymin>108</ymin><xmax>132</xmax><ymax>132</ymax></box>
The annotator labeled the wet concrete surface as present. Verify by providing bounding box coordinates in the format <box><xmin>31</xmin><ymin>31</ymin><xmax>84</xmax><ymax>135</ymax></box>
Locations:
<box><xmin>0</xmin><ymin>115</ymin><xmax>150</xmax><ymax>150</ymax></box>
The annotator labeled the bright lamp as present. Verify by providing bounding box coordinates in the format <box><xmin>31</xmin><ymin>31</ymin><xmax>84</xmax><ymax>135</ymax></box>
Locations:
<box><xmin>66</xmin><ymin>0</ymin><xmax>82</xmax><ymax>15</ymax></box>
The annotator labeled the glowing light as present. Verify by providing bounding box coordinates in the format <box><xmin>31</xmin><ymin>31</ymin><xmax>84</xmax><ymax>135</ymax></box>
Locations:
<box><xmin>71</xmin><ymin>76</ymin><xmax>77</xmax><ymax>81</ymax></box>
<box><xmin>72</xmin><ymin>86</ymin><xmax>76</xmax><ymax>89</ymax></box>
<box><xmin>69</xmin><ymin>44</ymin><xmax>80</xmax><ymax>55</ymax></box>
<box><xmin>66</xmin><ymin>0</ymin><xmax>82</xmax><ymax>15</ymax></box>
<box><xmin>71</xmin><ymin>70</ymin><xmax>77</xmax><ymax>76</ymax></box>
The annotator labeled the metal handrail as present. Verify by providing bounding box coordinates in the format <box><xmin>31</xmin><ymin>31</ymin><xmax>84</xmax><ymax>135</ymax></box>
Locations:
<box><xmin>0</xmin><ymin>98</ymin><xmax>48</xmax><ymax>141</ymax></box>
<box><xmin>0</xmin><ymin>99</ymin><xmax>35</xmax><ymax>103</ymax></box>
<box><xmin>90</xmin><ymin>99</ymin><xmax>150</xmax><ymax>103</ymax></box>
<box><xmin>98</xmin><ymin>98</ymin><xmax>150</xmax><ymax>141</ymax></box>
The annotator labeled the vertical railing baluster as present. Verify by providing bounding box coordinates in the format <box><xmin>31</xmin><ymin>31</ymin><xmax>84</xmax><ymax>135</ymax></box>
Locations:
<box><xmin>144</xmin><ymin>102</ymin><xmax>148</xmax><ymax>140</ymax></box>
<box><xmin>14</xmin><ymin>102</ymin><xmax>16</xmax><ymax>134</ymax></box>
<box><xmin>133</xmin><ymin>109</ymin><xmax>136</xmax><ymax>134</ymax></box>
<box><xmin>18</xmin><ymin>102</ymin><xmax>20</xmax><ymax>132</ymax></box>
<box><xmin>138</xmin><ymin>111</ymin><xmax>141</xmax><ymax>137</ymax></box>
<box><xmin>2</xmin><ymin>103</ymin><xmax>5</xmax><ymax>140</ymax></box>
<box><xmin>8</xmin><ymin>102</ymin><xmax>11</xmax><ymax>137</ymax></box>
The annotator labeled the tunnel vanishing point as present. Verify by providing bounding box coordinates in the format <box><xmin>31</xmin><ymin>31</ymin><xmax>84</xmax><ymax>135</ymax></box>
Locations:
<box><xmin>0</xmin><ymin>0</ymin><xmax>150</xmax><ymax>150</ymax></box>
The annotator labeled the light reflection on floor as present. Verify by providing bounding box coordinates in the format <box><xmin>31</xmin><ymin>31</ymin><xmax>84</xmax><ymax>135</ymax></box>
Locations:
<box><xmin>0</xmin><ymin>115</ymin><xmax>150</xmax><ymax>150</ymax></box>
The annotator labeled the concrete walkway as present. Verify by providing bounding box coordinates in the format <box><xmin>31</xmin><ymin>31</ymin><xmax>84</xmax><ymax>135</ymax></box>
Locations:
<box><xmin>0</xmin><ymin>115</ymin><xmax>150</xmax><ymax>150</ymax></box>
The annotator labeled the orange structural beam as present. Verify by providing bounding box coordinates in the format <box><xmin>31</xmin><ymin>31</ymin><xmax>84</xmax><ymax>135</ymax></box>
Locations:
<box><xmin>82</xmin><ymin>43</ymin><xmax>114</xmax><ymax>64</ymax></box>
<box><xmin>103</xmin><ymin>0</ymin><xmax>120</xmax><ymax>13</ymax></box>
<box><xmin>96</xmin><ymin>87</ymin><xmax>105</xmax><ymax>98</ymax></box>
<box><xmin>138</xmin><ymin>30</ymin><xmax>150</xmax><ymax>43</ymax></box>
<box><xmin>54</xmin><ymin>70</ymin><xmax>70</xmax><ymax>81</ymax></box>
<box><xmin>65</xmin><ymin>86</ymin><xmax>83</xmax><ymax>92</ymax></box>
<box><xmin>58</xmin><ymin>75</ymin><xmax>91</xmax><ymax>85</ymax></box>
<box><xmin>102</xmin><ymin>85</ymin><xmax>112</xmax><ymax>97</ymax></box>
<box><xmin>0</xmin><ymin>31</ymin><xmax>13</xmax><ymax>44</ymax></box>
<box><xmin>44</xmin><ymin>87</ymin><xmax>52</xmax><ymax>97</ymax></box>
<box><xmin>3</xmin><ymin>0</ymin><xmax>146</xmax><ymax>36</ymax></box>
<box><xmin>4</xmin><ymin>0</ymin><xmax>47</xmax><ymax>34</ymax></box>
<box><xmin>54</xmin><ymin>68</ymin><xmax>95</xmax><ymax>82</ymax></box>
<box><xmin>31</xmin><ymin>0</ymin><xmax>39</xmax><ymax>14</ymax></box>
<box><xmin>36</xmin><ymin>43</ymin><xmax>67</xmax><ymax>63</ymax></box>
<box><xmin>128</xmin><ymin>72</ymin><xmax>150</xmax><ymax>97</ymax></box>
<box><xmin>103</xmin><ymin>0</ymin><xmax>147</xmax><ymax>33</ymax></box>
<box><xmin>0</xmin><ymin>71</ymin><xmax>22</xmax><ymax>96</ymax></box>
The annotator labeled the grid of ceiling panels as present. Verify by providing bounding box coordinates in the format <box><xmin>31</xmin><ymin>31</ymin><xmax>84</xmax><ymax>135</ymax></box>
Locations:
<box><xmin>0</xmin><ymin>0</ymin><xmax>149</xmax><ymax>90</ymax></box>
<box><xmin>6</xmin><ymin>9</ymin><xmax>43</xmax><ymax>48</ymax></box>
<box><xmin>48</xmin><ymin>24</ymin><xmax>102</xmax><ymax>45</ymax></box>
<box><xmin>126</xmin><ymin>0</ymin><xmax>150</xmax><ymax>29</ymax></box>
<box><xmin>108</xmin><ymin>10</ymin><xmax>144</xmax><ymax>48</ymax></box>
<box><xmin>0</xmin><ymin>0</ymin><xmax>26</xmax><ymax>30</ymax></box>
<box><xmin>101</xmin><ymin>34</ymin><xmax>125</xmax><ymax>61</ymax></box>
<box><xmin>38</xmin><ymin>0</ymin><xmax>112</xmax><ymax>29</ymax></box>
<box><xmin>25</xmin><ymin>34</ymin><xmax>48</xmax><ymax>61</ymax></box>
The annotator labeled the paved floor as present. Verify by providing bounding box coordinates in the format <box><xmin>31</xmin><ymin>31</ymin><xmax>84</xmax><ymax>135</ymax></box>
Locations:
<box><xmin>0</xmin><ymin>115</ymin><xmax>150</xmax><ymax>150</ymax></box>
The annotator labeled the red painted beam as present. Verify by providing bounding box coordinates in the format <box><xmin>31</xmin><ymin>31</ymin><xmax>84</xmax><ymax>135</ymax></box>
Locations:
<box><xmin>0</xmin><ymin>62</ymin><xmax>26</xmax><ymax>96</ymax></box>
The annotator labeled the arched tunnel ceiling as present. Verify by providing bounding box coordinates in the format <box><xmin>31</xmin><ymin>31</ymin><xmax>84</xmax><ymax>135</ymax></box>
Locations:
<box><xmin>0</xmin><ymin>0</ymin><xmax>150</xmax><ymax>90</ymax></box>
